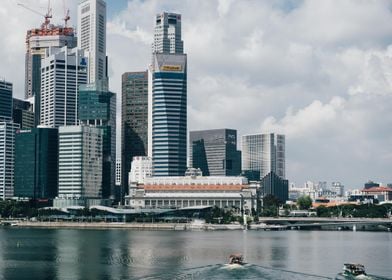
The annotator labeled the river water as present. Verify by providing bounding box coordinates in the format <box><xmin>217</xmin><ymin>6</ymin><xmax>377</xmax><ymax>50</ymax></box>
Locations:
<box><xmin>0</xmin><ymin>227</ymin><xmax>391</xmax><ymax>279</ymax></box>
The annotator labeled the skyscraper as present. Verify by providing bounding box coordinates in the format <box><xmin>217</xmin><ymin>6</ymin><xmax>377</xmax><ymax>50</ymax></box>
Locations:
<box><xmin>121</xmin><ymin>71</ymin><xmax>148</xmax><ymax>189</ymax></box>
<box><xmin>0</xmin><ymin>122</ymin><xmax>19</xmax><ymax>200</ymax></box>
<box><xmin>152</xmin><ymin>53</ymin><xmax>187</xmax><ymax>176</ymax></box>
<box><xmin>0</xmin><ymin>79</ymin><xmax>12</xmax><ymax>121</ymax></box>
<box><xmin>149</xmin><ymin>12</ymin><xmax>187</xmax><ymax>176</ymax></box>
<box><xmin>189</xmin><ymin>129</ymin><xmax>241</xmax><ymax>176</ymax></box>
<box><xmin>24</xmin><ymin>23</ymin><xmax>77</xmax><ymax>126</ymax></box>
<box><xmin>77</xmin><ymin>0</ymin><xmax>107</xmax><ymax>84</ymax></box>
<box><xmin>40</xmin><ymin>46</ymin><xmax>87</xmax><ymax>127</ymax></box>
<box><xmin>153</xmin><ymin>12</ymin><xmax>184</xmax><ymax>55</ymax></box>
<box><xmin>13</xmin><ymin>98</ymin><xmax>34</xmax><ymax>129</ymax></box>
<box><xmin>14</xmin><ymin>128</ymin><xmax>58</xmax><ymax>199</ymax></box>
<box><xmin>58</xmin><ymin>126</ymin><xmax>103</xmax><ymax>200</ymax></box>
<box><xmin>241</xmin><ymin>133</ymin><xmax>285</xmax><ymax>179</ymax></box>
<box><xmin>78</xmin><ymin>81</ymin><xmax>116</xmax><ymax>199</ymax></box>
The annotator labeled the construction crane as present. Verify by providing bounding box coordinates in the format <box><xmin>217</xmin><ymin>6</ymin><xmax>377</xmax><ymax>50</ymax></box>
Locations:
<box><xmin>17</xmin><ymin>0</ymin><xmax>52</xmax><ymax>30</ymax></box>
<box><xmin>63</xmin><ymin>0</ymin><xmax>70</xmax><ymax>27</ymax></box>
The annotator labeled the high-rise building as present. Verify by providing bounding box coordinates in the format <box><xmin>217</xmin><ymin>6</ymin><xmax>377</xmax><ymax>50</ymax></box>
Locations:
<box><xmin>152</xmin><ymin>53</ymin><xmax>187</xmax><ymax>176</ymax></box>
<box><xmin>0</xmin><ymin>79</ymin><xmax>12</xmax><ymax>121</ymax></box>
<box><xmin>121</xmin><ymin>71</ymin><xmax>148</xmax><ymax>189</ymax></box>
<box><xmin>14</xmin><ymin>128</ymin><xmax>58</xmax><ymax>199</ymax></box>
<box><xmin>153</xmin><ymin>12</ymin><xmax>184</xmax><ymax>55</ymax></box>
<box><xmin>24</xmin><ymin>24</ymin><xmax>77</xmax><ymax>126</ymax></box>
<box><xmin>13</xmin><ymin>98</ymin><xmax>34</xmax><ymax>129</ymax></box>
<box><xmin>77</xmin><ymin>0</ymin><xmax>107</xmax><ymax>84</ymax></box>
<box><xmin>58</xmin><ymin>125</ymin><xmax>103</xmax><ymax>199</ymax></box>
<box><xmin>261</xmin><ymin>172</ymin><xmax>288</xmax><ymax>203</ymax></box>
<box><xmin>78</xmin><ymin>81</ymin><xmax>116</xmax><ymax>198</ymax></box>
<box><xmin>330</xmin><ymin>182</ymin><xmax>344</xmax><ymax>197</ymax></box>
<box><xmin>241</xmin><ymin>133</ymin><xmax>285</xmax><ymax>179</ymax></box>
<box><xmin>40</xmin><ymin>46</ymin><xmax>88</xmax><ymax>127</ymax></box>
<box><xmin>189</xmin><ymin>129</ymin><xmax>241</xmax><ymax>176</ymax></box>
<box><xmin>0</xmin><ymin>121</ymin><xmax>19</xmax><ymax>200</ymax></box>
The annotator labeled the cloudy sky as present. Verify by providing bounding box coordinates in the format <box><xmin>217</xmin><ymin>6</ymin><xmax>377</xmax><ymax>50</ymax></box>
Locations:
<box><xmin>2</xmin><ymin>0</ymin><xmax>392</xmax><ymax>188</ymax></box>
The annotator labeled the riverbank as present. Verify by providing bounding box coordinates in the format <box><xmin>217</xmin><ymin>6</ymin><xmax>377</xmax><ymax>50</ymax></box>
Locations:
<box><xmin>9</xmin><ymin>221</ymin><xmax>245</xmax><ymax>231</ymax></box>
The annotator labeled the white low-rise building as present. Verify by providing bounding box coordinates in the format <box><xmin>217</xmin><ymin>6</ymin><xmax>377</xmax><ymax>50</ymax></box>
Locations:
<box><xmin>125</xmin><ymin>169</ymin><xmax>259</xmax><ymax>212</ymax></box>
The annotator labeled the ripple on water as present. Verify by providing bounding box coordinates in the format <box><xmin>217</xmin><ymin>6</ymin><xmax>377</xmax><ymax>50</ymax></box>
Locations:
<box><xmin>138</xmin><ymin>264</ymin><xmax>332</xmax><ymax>280</ymax></box>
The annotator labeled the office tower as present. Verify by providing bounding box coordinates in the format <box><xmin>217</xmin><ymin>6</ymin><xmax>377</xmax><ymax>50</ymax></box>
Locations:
<box><xmin>40</xmin><ymin>46</ymin><xmax>87</xmax><ymax>127</ymax></box>
<box><xmin>129</xmin><ymin>156</ymin><xmax>152</xmax><ymax>185</ymax></box>
<box><xmin>121</xmin><ymin>71</ymin><xmax>148</xmax><ymax>189</ymax></box>
<box><xmin>261</xmin><ymin>172</ymin><xmax>288</xmax><ymax>203</ymax></box>
<box><xmin>152</xmin><ymin>53</ymin><xmax>187</xmax><ymax>176</ymax></box>
<box><xmin>364</xmin><ymin>180</ymin><xmax>379</xmax><ymax>189</ymax></box>
<box><xmin>77</xmin><ymin>0</ymin><xmax>107</xmax><ymax>84</ymax></box>
<box><xmin>78</xmin><ymin>81</ymin><xmax>116</xmax><ymax>198</ymax></box>
<box><xmin>331</xmin><ymin>182</ymin><xmax>344</xmax><ymax>197</ymax></box>
<box><xmin>24</xmin><ymin>23</ymin><xmax>76</xmax><ymax>126</ymax></box>
<box><xmin>189</xmin><ymin>129</ymin><xmax>241</xmax><ymax>176</ymax></box>
<box><xmin>0</xmin><ymin>79</ymin><xmax>12</xmax><ymax>121</ymax></box>
<box><xmin>0</xmin><ymin>122</ymin><xmax>19</xmax><ymax>200</ymax></box>
<box><xmin>13</xmin><ymin>98</ymin><xmax>34</xmax><ymax>129</ymax></box>
<box><xmin>153</xmin><ymin>12</ymin><xmax>184</xmax><ymax>54</ymax></box>
<box><xmin>14</xmin><ymin>128</ymin><xmax>58</xmax><ymax>199</ymax></box>
<box><xmin>58</xmin><ymin>126</ymin><xmax>103</xmax><ymax>199</ymax></box>
<box><xmin>241</xmin><ymin>133</ymin><xmax>285</xmax><ymax>179</ymax></box>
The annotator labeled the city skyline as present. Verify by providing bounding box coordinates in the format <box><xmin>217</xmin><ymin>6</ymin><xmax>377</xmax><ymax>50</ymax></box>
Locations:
<box><xmin>1</xmin><ymin>0</ymin><xmax>392</xmax><ymax>187</ymax></box>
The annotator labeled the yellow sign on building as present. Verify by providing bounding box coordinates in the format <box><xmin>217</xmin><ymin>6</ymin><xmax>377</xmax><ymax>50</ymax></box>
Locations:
<box><xmin>161</xmin><ymin>65</ymin><xmax>182</xmax><ymax>71</ymax></box>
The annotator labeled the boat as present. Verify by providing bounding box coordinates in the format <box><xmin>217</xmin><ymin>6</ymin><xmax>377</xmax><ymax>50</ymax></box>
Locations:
<box><xmin>228</xmin><ymin>254</ymin><xmax>244</xmax><ymax>265</ymax></box>
<box><xmin>335</xmin><ymin>263</ymin><xmax>372</xmax><ymax>279</ymax></box>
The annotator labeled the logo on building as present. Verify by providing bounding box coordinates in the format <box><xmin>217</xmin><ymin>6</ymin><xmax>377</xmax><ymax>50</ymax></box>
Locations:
<box><xmin>161</xmin><ymin>65</ymin><xmax>182</xmax><ymax>72</ymax></box>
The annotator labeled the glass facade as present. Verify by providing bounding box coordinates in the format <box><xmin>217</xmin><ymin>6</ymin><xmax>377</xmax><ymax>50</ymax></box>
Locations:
<box><xmin>121</xmin><ymin>71</ymin><xmax>148</xmax><ymax>190</ymax></box>
<box><xmin>152</xmin><ymin>53</ymin><xmax>187</xmax><ymax>176</ymax></box>
<box><xmin>14</xmin><ymin>128</ymin><xmax>58</xmax><ymax>199</ymax></box>
<box><xmin>78</xmin><ymin>81</ymin><xmax>116</xmax><ymax>199</ymax></box>
<box><xmin>189</xmin><ymin>129</ymin><xmax>241</xmax><ymax>176</ymax></box>
<box><xmin>0</xmin><ymin>80</ymin><xmax>12</xmax><ymax>121</ymax></box>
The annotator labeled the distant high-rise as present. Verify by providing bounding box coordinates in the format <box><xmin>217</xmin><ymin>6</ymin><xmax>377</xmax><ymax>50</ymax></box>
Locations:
<box><xmin>14</xmin><ymin>128</ymin><xmax>58</xmax><ymax>199</ymax></box>
<box><xmin>0</xmin><ymin>79</ymin><xmax>13</xmax><ymax>121</ymax></box>
<box><xmin>241</xmin><ymin>133</ymin><xmax>285</xmax><ymax>179</ymax></box>
<box><xmin>149</xmin><ymin>12</ymin><xmax>187</xmax><ymax>176</ymax></box>
<box><xmin>152</xmin><ymin>53</ymin><xmax>187</xmax><ymax>176</ymax></box>
<box><xmin>153</xmin><ymin>12</ymin><xmax>184</xmax><ymax>55</ymax></box>
<box><xmin>24</xmin><ymin>24</ymin><xmax>76</xmax><ymax>101</ymax></box>
<box><xmin>40</xmin><ymin>46</ymin><xmax>87</xmax><ymax>127</ymax></box>
<box><xmin>189</xmin><ymin>129</ymin><xmax>241</xmax><ymax>176</ymax></box>
<box><xmin>121</xmin><ymin>71</ymin><xmax>148</xmax><ymax>189</ymax></box>
<box><xmin>58</xmin><ymin>126</ymin><xmax>103</xmax><ymax>199</ymax></box>
<box><xmin>13</xmin><ymin>98</ymin><xmax>34</xmax><ymax>129</ymax></box>
<box><xmin>78</xmin><ymin>81</ymin><xmax>116</xmax><ymax>199</ymax></box>
<box><xmin>0</xmin><ymin>121</ymin><xmax>19</xmax><ymax>200</ymax></box>
<box><xmin>24</xmin><ymin>23</ymin><xmax>76</xmax><ymax>126</ymax></box>
<box><xmin>77</xmin><ymin>0</ymin><xmax>107</xmax><ymax>84</ymax></box>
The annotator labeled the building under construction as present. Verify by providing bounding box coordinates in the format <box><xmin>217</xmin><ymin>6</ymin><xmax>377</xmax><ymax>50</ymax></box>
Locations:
<box><xmin>22</xmin><ymin>2</ymin><xmax>76</xmax><ymax>126</ymax></box>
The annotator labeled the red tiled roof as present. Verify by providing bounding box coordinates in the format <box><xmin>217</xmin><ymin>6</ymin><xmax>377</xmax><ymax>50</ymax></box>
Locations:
<box><xmin>362</xmin><ymin>186</ymin><xmax>392</xmax><ymax>193</ymax></box>
<box><xmin>140</xmin><ymin>184</ymin><xmax>247</xmax><ymax>191</ymax></box>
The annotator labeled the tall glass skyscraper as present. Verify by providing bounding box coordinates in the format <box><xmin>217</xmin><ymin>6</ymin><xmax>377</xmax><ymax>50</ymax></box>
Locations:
<box><xmin>14</xmin><ymin>128</ymin><xmax>58</xmax><ymax>199</ymax></box>
<box><xmin>153</xmin><ymin>12</ymin><xmax>184</xmax><ymax>55</ymax></box>
<box><xmin>189</xmin><ymin>129</ymin><xmax>241</xmax><ymax>176</ymax></box>
<box><xmin>150</xmin><ymin>12</ymin><xmax>187</xmax><ymax>176</ymax></box>
<box><xmin>241</xmin><ymin>133</ymin><xmax>285</xmax><ymax>179</ymax></box>
<box><xmin>78</xmin><ymin>81</ymin><xmax>116</xmax><ymax>199</ymax></box>
<box><xmin>121</xmin><ymin>71</ymin><xmax>148</xmax><ymax>189</ymax></box>
<box><xmin>152</xmin><ymin>53</ymin><xmax>187</xmax><ymax>176</ymax></box>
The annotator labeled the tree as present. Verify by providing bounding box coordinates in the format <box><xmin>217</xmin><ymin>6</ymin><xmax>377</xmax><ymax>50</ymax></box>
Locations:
<box><xmin>297</xmin><ymin>195</ymin><xmax>313</xmax><ymax>210</ymax></box>
<box><xmin>262</xmin><ymin>194</ymin><xmax>280</xmax><ymax>217</ymax></box>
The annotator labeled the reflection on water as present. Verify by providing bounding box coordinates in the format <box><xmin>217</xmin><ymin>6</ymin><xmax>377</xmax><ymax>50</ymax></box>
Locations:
<box><xmin>0</xmin><ymin>228</ymin><xmax>391</xmax><ymax>279</ymax></box>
